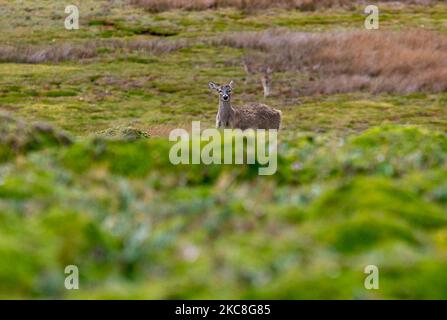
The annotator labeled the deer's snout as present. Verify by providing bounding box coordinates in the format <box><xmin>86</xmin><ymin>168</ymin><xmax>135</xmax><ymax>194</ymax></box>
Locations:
<box><xmin>222</xmin><ymin>95</ymin><xmax>229</xmax><ymax>101</ymax></box>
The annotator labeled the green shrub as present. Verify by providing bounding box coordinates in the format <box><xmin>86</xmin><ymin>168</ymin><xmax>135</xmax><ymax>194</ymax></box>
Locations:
<box><xmin>0</xmin><ymin>120</ymin><xmax>446</xmax><ymax>298</ymax></box>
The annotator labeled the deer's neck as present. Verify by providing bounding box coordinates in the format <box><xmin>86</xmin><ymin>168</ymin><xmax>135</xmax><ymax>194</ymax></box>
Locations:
<box><xmin>218</xmin><ymin>99</ymin><xmax>234</xmax><ymax>121</ymax></box>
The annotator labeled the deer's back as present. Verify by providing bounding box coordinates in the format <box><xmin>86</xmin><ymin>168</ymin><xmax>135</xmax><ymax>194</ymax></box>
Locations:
<box><xmin>233</xmin><ymin>103</ymin><xmax>281</xmax><ymax>130</ymax></box>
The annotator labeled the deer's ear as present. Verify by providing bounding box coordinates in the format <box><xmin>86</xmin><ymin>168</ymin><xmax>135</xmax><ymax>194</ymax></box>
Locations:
<box><xmin>209</xmin><ymin>82</ymin><xmax>218</xmax><ymax>90</ymax></box>
<box><xmin>228</xmin><ymin>80</ymin><xmax>234</xmax><ymax>89</ymax></box>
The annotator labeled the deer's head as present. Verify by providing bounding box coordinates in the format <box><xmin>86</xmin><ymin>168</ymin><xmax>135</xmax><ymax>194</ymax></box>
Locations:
<box><xmin>208</xmin><ymin>80</ymin><xmax>234</xmax><ymax>102</ymax></box>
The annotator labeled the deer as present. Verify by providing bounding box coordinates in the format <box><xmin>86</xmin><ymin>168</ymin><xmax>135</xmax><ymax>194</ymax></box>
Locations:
<box><xmin>208</xmin><ymin>80</ymin><xmax>281</xmax><ymax>130</ymax></box>
<box><xmin>260</xmin><ymin>67</ymin><xmax>273</xmax><ymax>98</ymax></box>
<box><xmin>243</xmin><ymin>57</ymin><xmax>273</xmax><ymax>98</ymax></box>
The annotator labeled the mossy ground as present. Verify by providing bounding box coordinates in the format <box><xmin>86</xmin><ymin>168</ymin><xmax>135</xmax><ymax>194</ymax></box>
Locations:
<box><xmin>0</xmin><ymin>1</ymin><xmax>446</xmax><ymax>299</ymax></box>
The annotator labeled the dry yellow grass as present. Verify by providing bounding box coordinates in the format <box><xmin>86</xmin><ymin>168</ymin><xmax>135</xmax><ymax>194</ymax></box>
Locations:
<box><xmin>0</xmin><ymin>39</ymin><xmax>191</xmax><ymax>64</ymax></box>
<box><xmin>131</xmin><ymin>0</ymin><xmax>440</xmax><ymax>12</ymax></box>
<box><xmin>131</xmin><ymin>0</ymin><xmax>354</xmax><ymax>12</ymax></box>
<box><xmin>217</xmin><ymin>29</ymin><xmax>447</xmax><ymax>94</ymax></box>
<box><xmin>147</xmin><ymin>124</ymin><xmax>191</xmax><ymax>137</ymax></box>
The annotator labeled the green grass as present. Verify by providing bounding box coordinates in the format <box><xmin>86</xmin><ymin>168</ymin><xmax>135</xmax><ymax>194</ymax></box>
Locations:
<box><xmin>0</xmin><ymin>123</ymin><xmax>446</xmax><ymax>299</ymax></box>
<box><xmin>2</xmin><ymin>2</ymin><xmax>447</xmax><ymax>43</ymax></box>
<box><xmin>1</xmin><ymin>0</ymin><xmax>447</xmax><ymax>299</ymax></box>
<box><xmin>2</xmin><ymin>57</ymin><xmax>446</xmax><ymax>137</ymax></box>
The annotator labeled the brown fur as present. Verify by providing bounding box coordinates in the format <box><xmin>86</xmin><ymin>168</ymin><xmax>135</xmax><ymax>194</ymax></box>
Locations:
<box><xmin>232</xmin><ymin>103</ymin><xmax>281</xmax><ymax>130</ymax></box>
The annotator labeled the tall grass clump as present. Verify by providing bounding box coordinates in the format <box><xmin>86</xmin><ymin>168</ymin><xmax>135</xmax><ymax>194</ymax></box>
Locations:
<box><xmin>217</xmin><ymin>29</ymin><xmax>447</xmax><ymax>94</ymax></box>
<box><xmin>131</xmin><ymin>0</ymin><xmax>441</xmax><ymax>12</ymax></box>
<box><xmin>0</xmin><ymin>39</ymin><xmax>191</xmax><ymax>64</ymax></box>
<box><xmin>130</xmin><ymin>0</ymin><xmax>352</xmax><ymax>12</ymax></box>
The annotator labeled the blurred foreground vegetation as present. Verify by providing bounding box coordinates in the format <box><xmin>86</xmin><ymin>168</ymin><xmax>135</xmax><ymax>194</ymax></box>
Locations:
<box><xmin>1</xmin><ymin>1</ymin><xmax>447</xmax><ymax>299</ymax></box>
<box><xmin>1</xmin><ymin>114</ymin><xmax>446</xmax><ymax>299</ymax></box>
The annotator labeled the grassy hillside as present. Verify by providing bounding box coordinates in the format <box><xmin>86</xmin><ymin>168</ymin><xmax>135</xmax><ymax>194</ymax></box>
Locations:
<box><xmin>0</xmin><ymin>0</ymin><xmax>447</xmax><ymax>299</ymax></box>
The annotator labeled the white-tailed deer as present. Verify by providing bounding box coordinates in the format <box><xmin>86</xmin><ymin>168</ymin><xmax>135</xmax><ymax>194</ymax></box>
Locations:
<box><xmin>260</xmin><ymin>67</ymin><xmax>272</xmax><ymax>98</ymax></box>
<box><xmin>208</xmin><ymin>80</ymin><xmax>281</xmax><ymax>130</ymax></box>
<box><xmin>243</xmin><ymin>57</ymin><xmax>273</xmax><ymax>98</ymax></box>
